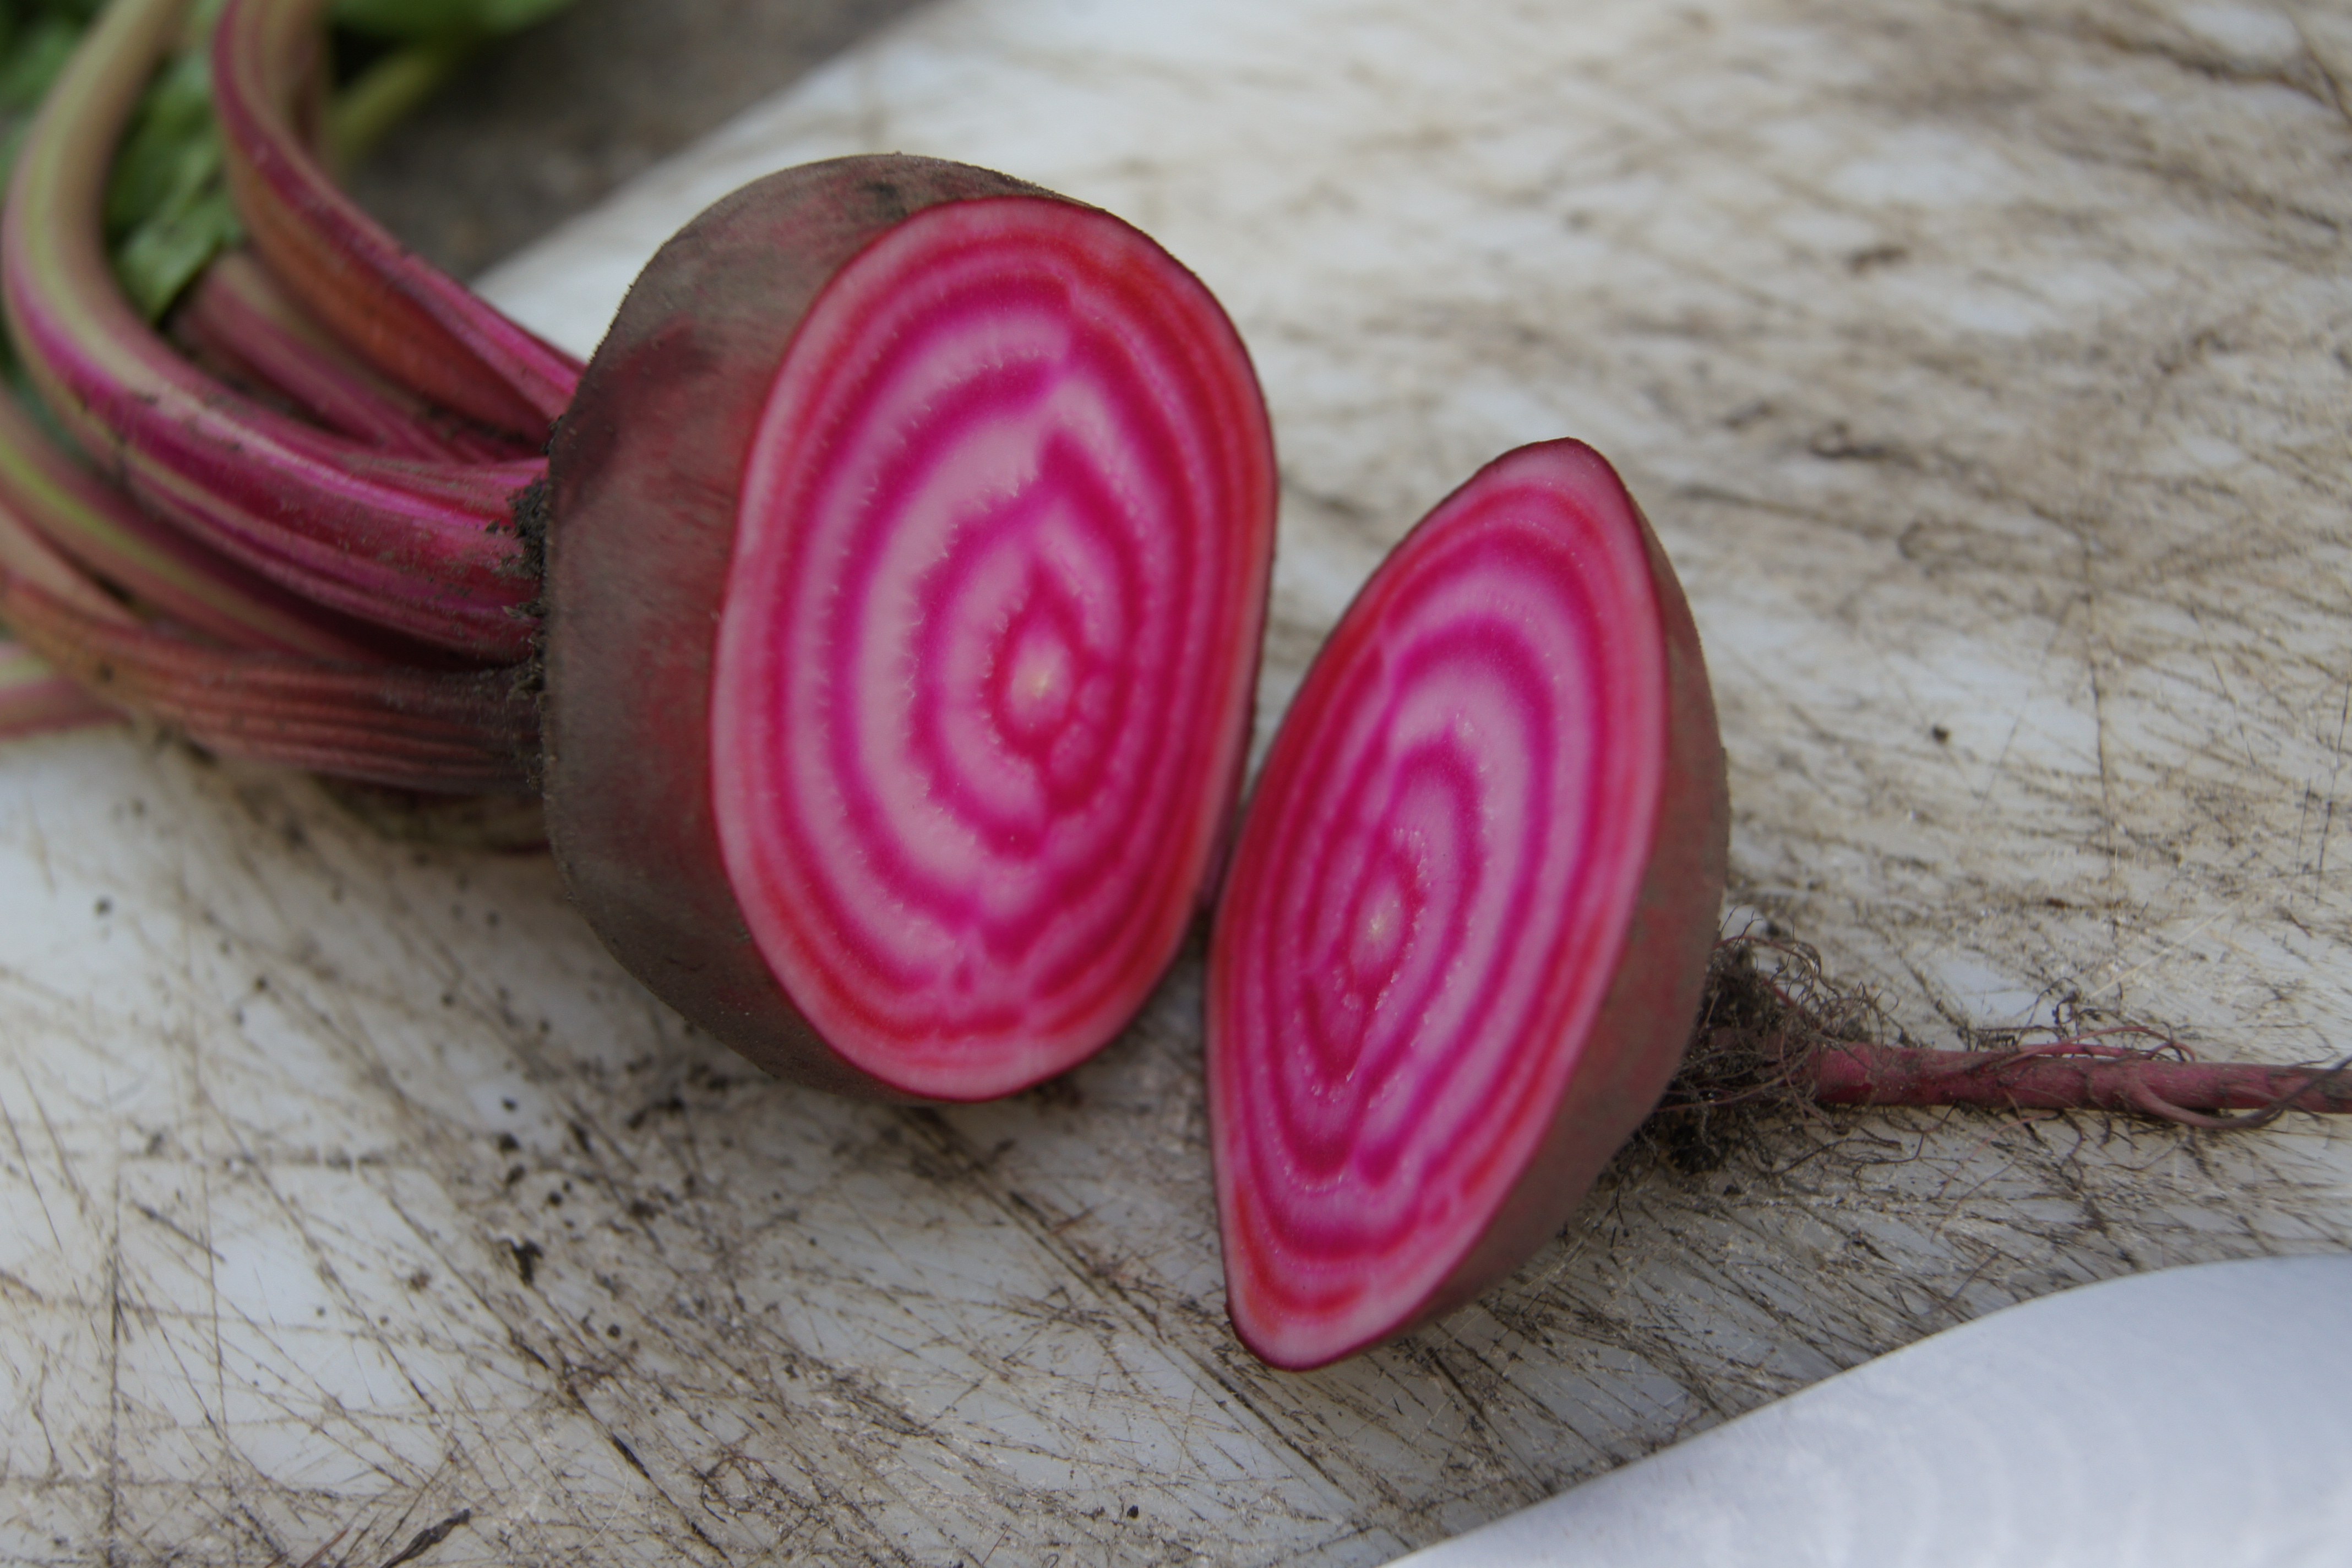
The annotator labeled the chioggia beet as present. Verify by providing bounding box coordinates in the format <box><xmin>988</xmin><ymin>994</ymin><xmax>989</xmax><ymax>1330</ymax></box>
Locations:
<box><xmin>543</xmin><ymin>157</ymin><xmax>1278</xmax><ymax>1099</ymax></box>
<box><xmin>1206</xmin><ymin>440</ymin><xmax>1728</xmax><ymax>1368</ymax></box>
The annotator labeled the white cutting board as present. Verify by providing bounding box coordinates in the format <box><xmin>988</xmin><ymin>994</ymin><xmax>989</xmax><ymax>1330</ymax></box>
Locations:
<box><xmin>5</xmin><ymin>0</ymin><xmax>2349</xmax><ymax>1562</ymax></box>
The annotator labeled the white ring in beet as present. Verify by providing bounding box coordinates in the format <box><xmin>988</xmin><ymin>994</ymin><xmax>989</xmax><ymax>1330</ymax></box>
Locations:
<box><xmin>712</xmin><ymin>200</ymin><xmax>1272</xmax><ymax>1097</ymax></box>
<box><xmin>1208</xmin><ymin>440</ymin><xmax>1727</xmax><ymax>1369</ymax></box>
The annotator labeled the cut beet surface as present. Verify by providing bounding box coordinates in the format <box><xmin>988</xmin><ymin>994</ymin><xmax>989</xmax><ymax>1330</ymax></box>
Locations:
<box><xmin>546</xmin><ymin>157</ymin><xmax>1277</xmax><ymax>1102</ymax></box>
<box><xmin>1207</xmin><ymin>440</ymin><xmax>1727</xmax><ymax>1369</ymax></box>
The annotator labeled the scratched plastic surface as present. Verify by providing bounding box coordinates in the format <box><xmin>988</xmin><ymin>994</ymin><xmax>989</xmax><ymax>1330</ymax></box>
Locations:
<box><xmin>5</xmin><ymin>1</ymin><xmax>2350</xmax><ymax>1562</ymax></box>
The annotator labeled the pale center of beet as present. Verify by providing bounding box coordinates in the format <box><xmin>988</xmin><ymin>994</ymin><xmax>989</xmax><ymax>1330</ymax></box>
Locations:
<box><xmin>995</xmin><ymin>602</ymin><xmax>1081</xmax><ymax>744</ymax></box>
<box><xmin>1340</xmin><ymin>849</ymin><xmax>1414</xmax><ymax>999</ymax></box>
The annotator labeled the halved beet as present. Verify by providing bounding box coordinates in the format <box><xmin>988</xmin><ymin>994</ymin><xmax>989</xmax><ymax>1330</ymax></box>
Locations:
<box><xmin>546</xmin><ymin>157</ymin><xmax>1277</xmax><ymax>1101</ymax></box>
<box><xmin>1206</xmin><ymin>440</ymin><xmax>1727</xmax><ymax>1369</ymax></box>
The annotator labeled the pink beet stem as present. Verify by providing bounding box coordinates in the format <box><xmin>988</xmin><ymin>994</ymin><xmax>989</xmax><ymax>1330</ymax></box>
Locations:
<box><xmin>175</xmin><ymin>251</ymin><xmax>532</xmax><ymax>465</ymax></box>
<box><xmin>0</xmin><ymin>347</ymin><xmax>395</xmax><ymax>663</ymax></box>
<box><xmin>0</xmin><ymin>636</ymin><xmax>118</xmax><ymax>739</ymax></box>
<box><xmin>3</xmin><ymin>0</ymin><xmax>542</xmax><ymax>661</ymax></box>
<box><xmin>0</xmin><ymin>571</ymin><xmax>536</xmax><ymax>793</ymax></box>
<box><xmin>213</xmin><ymin>0</ymin><xmax>580</xmax><ymax>435</ymax></box>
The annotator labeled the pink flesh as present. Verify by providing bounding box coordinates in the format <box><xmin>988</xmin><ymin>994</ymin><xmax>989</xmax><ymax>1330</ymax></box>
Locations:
<box><xmin>1209</xmin><ymin>443</ymin><xmax>1668</xmax><ymax>1369</ymax></box>
<box><xmin>710</xmin><ymin>198</ymin><xmax>1275</xmax><ymax>1101</ymax></box>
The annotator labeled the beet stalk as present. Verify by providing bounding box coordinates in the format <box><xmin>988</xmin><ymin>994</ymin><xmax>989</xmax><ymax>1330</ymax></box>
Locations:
<box><xmin>0</xmin><ymin>418</ymin><xmax>538</xmax><ymax>792</ymax></box>
<box><xmin>4</xmin><ymin>0</ymin><xmax>553</xmax><ymax>660</ymax></box>
<box><xmin>1207</xmin><ymin>439</ymin><xmax>1729</xmax><ymax>1370</ymax></box>
<box><xmin>0</xmin><ymin>634</ymin><xmax>116</xmax><ymax>739</ymax></box>
<box><xmin>173</xmin><ymin>248</ymin><xmax>532</xmax><ymax>464</ymax></box>
<box><xmin>0</xmin><ymin>0</ymin><xmax>553</xmax><ymax>781</ymax></box>
<box><xmin>0</xmin><ymin>568</ymin><xmax>537</xmax><ymax>792</ymax></box>
<box><xmin>0</xmin><ymin>335</ymin><xmax>393</xmax><ymax>661</ymax></box>
<box><xmin>213</xmin><ymin>0</ymin><xmax>580</xmax><ymax>434</ymax></box>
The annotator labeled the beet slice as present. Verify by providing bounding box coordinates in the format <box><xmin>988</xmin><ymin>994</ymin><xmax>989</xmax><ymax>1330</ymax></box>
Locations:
<box><xmin>1206</xmin><ymin>440</ymin><xmax>1727</xmax><ymax>1368</ymax></box>
<box><xmin>546</xmin><ymin>157</ymin><xmax>1277</xmax><ymax>1101</ymax></box>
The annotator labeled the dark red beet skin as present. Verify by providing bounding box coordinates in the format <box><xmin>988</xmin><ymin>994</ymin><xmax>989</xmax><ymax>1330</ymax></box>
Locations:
<box><xmin>1207</xmin><ymin>440</ymin><xmax>1728</xmax><ymax>1369</ymax></box>
<box><xmin>546</xmin><ymin>156</ymin><xmax>1277</xmax><ymax>1101</ymax></box>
